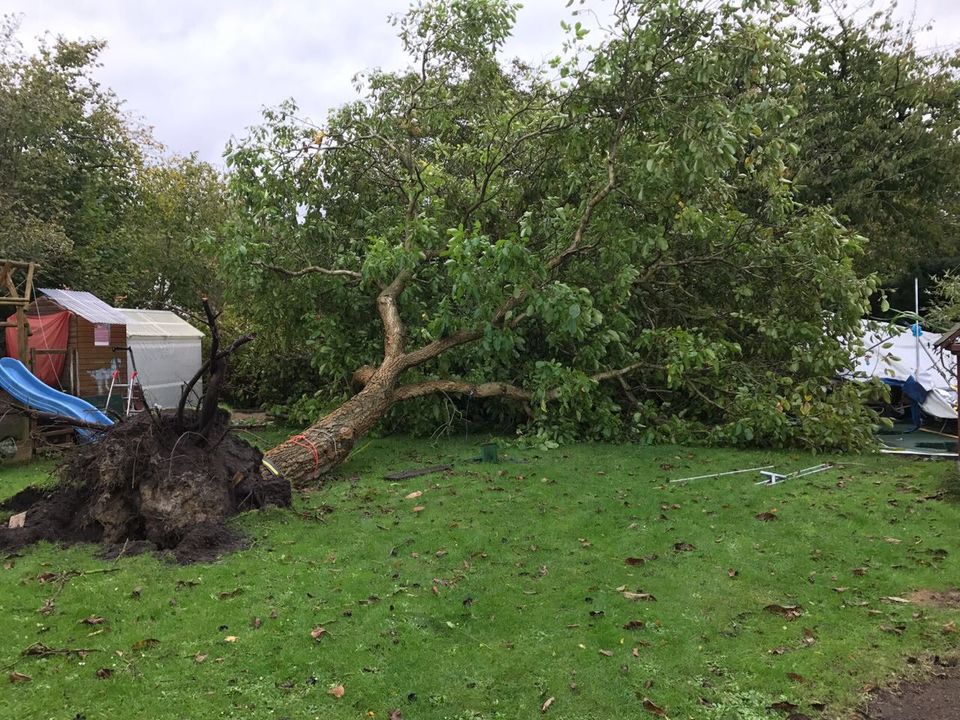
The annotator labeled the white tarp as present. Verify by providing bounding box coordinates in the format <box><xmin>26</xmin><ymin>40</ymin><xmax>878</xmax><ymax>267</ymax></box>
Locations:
<box><xmin>849</xmin><ymin>320</ymin><xmax>957</xmax><ymax>419</ymax></box>
<box><xmin>118</xmin><ymin>309</ymin><xmax>204</xmax><ymax>409</ymax></box>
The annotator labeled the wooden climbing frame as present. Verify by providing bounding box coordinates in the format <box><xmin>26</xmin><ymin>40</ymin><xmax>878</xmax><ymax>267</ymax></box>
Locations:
<box><xmin>0</xmin><ymin>259</ymin><xmax>37</xmax><ymax>362</ymax></box>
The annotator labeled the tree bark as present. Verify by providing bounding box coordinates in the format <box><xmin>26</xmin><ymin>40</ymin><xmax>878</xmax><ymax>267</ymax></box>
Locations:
<box><xmin>263</xmin><ymin>358</ymin><xmax>405</xmax><ymax>481</ymax></box>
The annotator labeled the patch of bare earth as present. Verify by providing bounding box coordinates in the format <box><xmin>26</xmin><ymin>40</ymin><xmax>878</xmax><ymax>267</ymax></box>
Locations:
<box><xmin>861</xmin><ymin>660</ymin><xmax>960</xmax><ymax>720</ymax></box>
<box><xmin>904</xmin><ymin>589</ymin><xmax>960</xmax><ymax>609</ymax></box>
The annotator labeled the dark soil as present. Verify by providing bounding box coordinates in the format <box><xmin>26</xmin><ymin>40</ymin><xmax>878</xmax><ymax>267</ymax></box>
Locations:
<box><xmin>0</xmin><ymin>410</ymin><xmax>289</xmax><ymax>563</ymax></box>
<box><xmin>861</xmin><ymin>660</ymin><xmax>960</xmax><ymax>720</ymax></box>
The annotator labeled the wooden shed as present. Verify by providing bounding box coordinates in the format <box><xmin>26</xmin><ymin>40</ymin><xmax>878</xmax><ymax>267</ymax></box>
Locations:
<box><xmin>11</xmin><ymin>289</ymin><xmax>129</xmax><ymax>410</ymax></box>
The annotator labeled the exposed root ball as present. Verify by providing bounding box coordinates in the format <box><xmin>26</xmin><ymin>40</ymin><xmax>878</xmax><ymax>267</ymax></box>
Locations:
<box><xmin>0</xmin><ymin>410</ymin><xmax>290</xmax><ymax>563</ymax></box>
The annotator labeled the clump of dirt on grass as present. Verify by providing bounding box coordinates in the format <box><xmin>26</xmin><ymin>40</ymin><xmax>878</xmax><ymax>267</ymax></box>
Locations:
<box><xmin>904</xmin><ymin>589</ymin><xmax>960</xmax><ymax>609</ymax></box>
<box><xmin>0</xmin><ymin>410</ymin><xmax>289</xmax><ymax>563</ymax></box>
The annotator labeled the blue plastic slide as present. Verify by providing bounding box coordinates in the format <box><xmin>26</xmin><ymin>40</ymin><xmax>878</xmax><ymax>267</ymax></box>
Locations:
<box><xmin>0</xmin><ymin>357</ymin><xmax>113</xmax><ymax>439</ymax></box>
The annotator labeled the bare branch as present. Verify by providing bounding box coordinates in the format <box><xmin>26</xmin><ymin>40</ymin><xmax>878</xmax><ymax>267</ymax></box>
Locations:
<box><xmin>391</xmin><ymin>362</ymin><xmax>647</xmax><ymax>407</ymax></box>
<box><xmin>377</xmin><ymin>270</ymin><xmax>411</xmax><ymax>359</ymax></box>
<box><xmin>392</xmin><ymin>379</ymin><xmax>532</xmax><ymax>404</ymax></box>
<box><xmin>253</xmin><ymin>260</ymin><xmax>361</xmax><ymax>280</ymax></box>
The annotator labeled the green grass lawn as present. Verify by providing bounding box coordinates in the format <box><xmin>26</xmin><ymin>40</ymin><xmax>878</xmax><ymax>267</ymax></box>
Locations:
<box><xmin>1</xmin><ymin>435</ymin><xmax>959</xmax><ymax>719</ymax></box>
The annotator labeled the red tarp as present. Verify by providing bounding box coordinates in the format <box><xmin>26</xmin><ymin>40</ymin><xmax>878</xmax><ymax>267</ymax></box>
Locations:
<box><xmin>4</xmin><ymin>310</ymin><xmax>70</xmax><ymax>386</ymax></box>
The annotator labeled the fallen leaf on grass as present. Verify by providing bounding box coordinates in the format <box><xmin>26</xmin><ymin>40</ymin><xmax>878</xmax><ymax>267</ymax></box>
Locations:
<box><xmin>96</xmin><ymin>667</ymin><xmax>113</xmax><ymax>679</ymax></box>
<box><xmin>9</xmin><ymin>671</ymin><xmax>31</xmax><ymax>683</ymax></box>
<box><xmin>642</xmin><ymin>697</ymin><xmax>667</xmax><ymax>716</ymax></box>
<box><xmin>880</xmin><ymin>596</ymin><xmax>911</xmax><ymax>604</ymax></box>
<box><xmin>36</xmin><ymin>572</ymin><xmax>58</xmax><ymax>584</ymax></box>
<box><xmin>405</xmin><ymin>490</ymin><xmax>423</xmax><ymax>500</ymax></box>
<box><xmin>727</xmin><ymin>569</ymin><xmax>738</xmax><ymax>578</ymax></box>
<box><xmin>390</xmin><ymin>710</ymin><xmax>403</xmax><ymax>720</ymax></box>
<box><xmin>194</xmin><ymin>653</ymin><xmax>208</xmax><ymax>663</ymax></box>
<box><xmin>884</xmin><ymin>537</ymin><xmax>902</xmax><ymax>544</ymax></box>
<box><xmin>541</xmin><ymin>696</ymin><xmax>555</xmax><ymax>713</ymax></box>
<box><xmin>764</xmin><ymin>604</ymin><xmax>804</xmax><ymax>620</ymax></box>
<box><xmin>623</xmin><ymin>620</ymin><xmax>646</xmax><ymax>630</ymax></box>
<box><xmin>786</xmin><ymin>672</ymin><xmax>806</xmax><ymax>683</ymax></box>
<box><xmin>38</xmin><ymin>598</ymin><xmax>55</xmax><ymax>615</ymax></box>
<box><xmin>411</xmin><ymin>506</ymin><xmax>425</xmax><ymax>513</ymax></box>
<box><xmin>252</xmin><ymin>617</ymin><xmax>262</xmax><ymax>629</ymax></box>
<box><xmin>81</xmin><ymin>615</ymin><xmax>105</xmax><ymax>625</ymax></box>
<box><xmin>833</xmin><ymin>587</ymin><xmax>847</xmax><ymax>593</ymax></box>
<box><xmin>131</xmin><ymin>638</ymin><xmax>159</xmax><ymax>651</ymax></box>
<box><xmin>218</xmin><ymin>588</ymin><xmax>243</xmax><ymax>600</ymax></box>
<box><xmin>328</xmin><ymin>684</ymin><xmax>345</xmax><ymax>699</ymax></box>
<box><xmin>880</xmin><ymin>624</ymin><xmax>906</xmax><ymax>636</ymax></box>
<box><xmin>769</xmin><ymin>646</ymin><xmax>790</xmax><ymax>655</ymax></box>
<box><xmin>755</xmin><ymin>512</ymin><xmax>778</xmax><ymax>522</ymax></box>
<box><xmin>673</xmin><ymin>542</ymin><xmax>695</xmax><ymax>552</ymax></box>
<box><xmin>802</xmin><ymin>628</ymin><xmax>816</xmax><ymax>646</ymax></box>
<box><xmin>632</xmin><ymin>647</ymin><xmax>640</xmax><ymax>657</ymax></box>
<box><xmin>623</xmin><ymin>591</ymin><xmax>657</xmax><ymax>602</ymax></box>
<box><xmin>851</xmin><ymin>567</ymin><xmax>867</xmax><ymax>576</ymax></box>
<box><xmin>311</xmin><ymin>626</ymin><xmax>327</xmax><ymax>640</ymax></box>
<box><xmin>224</xmin><ymin>636</ymin><xmax>239</xmax><ymax>643</ymax></box>
<box><xmin>599</xmin><ymin>649</ymin><xmax>613</xmax><ymax>657</ymax></box>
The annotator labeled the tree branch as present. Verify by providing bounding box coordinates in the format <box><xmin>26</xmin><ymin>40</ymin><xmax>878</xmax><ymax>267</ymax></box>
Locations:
<box><xmin>377</xmin><ymin>270</ymin><xmax>411</xmax><ymax>359</ymax></box>
<box><xmin>392</xmin><ymin>379</ymin><xmax>532</xmax><ymax>404</ymax></box>
<box><xmin>253</xmin><ymin>260</ymin><xmax>362</xmax><ymax>280</ymax></box>
<box><xmin>390</xmin><ymin>362</ymin><xmax>648</xmax><ymax>408</ymax></box>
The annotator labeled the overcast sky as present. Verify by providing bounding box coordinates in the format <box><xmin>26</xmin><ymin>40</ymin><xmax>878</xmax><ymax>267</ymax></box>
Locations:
<box><xmin>6</xmin><ymin>0</ymin><xmax>960</xmax><ymax>165</ymax></box>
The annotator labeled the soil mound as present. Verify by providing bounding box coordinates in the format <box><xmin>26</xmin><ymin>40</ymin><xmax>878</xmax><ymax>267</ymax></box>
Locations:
<box><xmin>0</xmin><ymin>410</ymin><xmax>289</xmax><ymax>562</ymax></box>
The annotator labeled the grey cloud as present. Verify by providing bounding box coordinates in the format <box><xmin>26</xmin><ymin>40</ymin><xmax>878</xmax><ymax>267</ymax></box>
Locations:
<box><xmin>5</xmin><ymin>0</ymin><xmax>956</xmax><ymax>163</ymax></box>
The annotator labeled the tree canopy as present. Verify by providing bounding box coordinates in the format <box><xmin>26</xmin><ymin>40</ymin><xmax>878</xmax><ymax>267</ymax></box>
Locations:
<box><xmin>225</xmin><ymin>0</ymin><xmax>897</xmax><ymax>471</ymax></box>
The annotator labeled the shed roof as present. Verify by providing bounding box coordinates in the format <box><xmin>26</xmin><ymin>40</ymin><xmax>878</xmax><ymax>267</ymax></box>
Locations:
<box><xmin>38</xmin><ymin>288</ymin><xmax>128</xmax><ymax>325</ymax></box>
<box><xmin>934</xmin><ymin>322</ymin><xmax>960</xmax><ymax>351</ymax></box>
<box><xmin>117</xmin><ymin>309</ymin><xmax>204</xmax><ymax>339</ymax></box>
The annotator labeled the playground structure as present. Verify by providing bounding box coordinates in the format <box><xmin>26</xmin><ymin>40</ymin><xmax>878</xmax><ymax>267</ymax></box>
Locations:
<box><xmin>0</xmin><ymin>260</ymin><xmax>37</xmax><ymax>463</ymax></box>
<box><xmin>0</xmin><ymin>260</ymin><xmax>204</xmax><ymax>463</ymax></box>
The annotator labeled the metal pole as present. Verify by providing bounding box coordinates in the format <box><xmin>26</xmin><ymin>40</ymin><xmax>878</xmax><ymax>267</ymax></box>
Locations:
<box><xmin>914</xmin><ymin>277</ymin><xmax>921</xmax><ymax>375</ymax></box>
<box><xmin>670</xmin><ymin>465</ymin><xmax>774</xmax><ymax>483</ymax></box>
<box><xmin>955</xmin><ymin>350</ymin><xmax>960</xmax><ymax>471</ymax></box>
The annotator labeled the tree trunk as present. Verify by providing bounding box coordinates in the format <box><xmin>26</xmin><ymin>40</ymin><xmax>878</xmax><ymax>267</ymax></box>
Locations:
<box><xmin>263</xmin><ymin>359</ymin><xmax>403</xmax><ymax>482</ymax></box>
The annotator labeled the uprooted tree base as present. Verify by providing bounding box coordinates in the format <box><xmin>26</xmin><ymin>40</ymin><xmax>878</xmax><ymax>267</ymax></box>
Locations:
<box><xmin>0</xmin><ymin>410</ymin><xmax>290</xmax><ymax>563</ymax></box>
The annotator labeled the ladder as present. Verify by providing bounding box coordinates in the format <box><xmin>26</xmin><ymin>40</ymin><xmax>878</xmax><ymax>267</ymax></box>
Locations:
<box><xmin>104</xmin><ymin>346</ymin><xmax>144</xmax><ymax>416</ymax></box>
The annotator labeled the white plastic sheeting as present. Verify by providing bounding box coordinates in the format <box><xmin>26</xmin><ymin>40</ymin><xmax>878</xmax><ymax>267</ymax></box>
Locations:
<box><xmin>38</xmin><ymin>289</ymin><xmax>128</xmax><ymax>324</ymax></box>
<box><xmin>849</xmin><ymin>320</ymin><xmax>958</xmax><ymax>419</ymax></box>
<box><xmin>118</xmin><ymin>309</ymin><xmax>204</xmax><ymax>409</ymax></box>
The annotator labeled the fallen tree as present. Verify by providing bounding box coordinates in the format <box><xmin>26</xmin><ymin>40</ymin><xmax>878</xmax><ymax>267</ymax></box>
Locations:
<box><xmin>225</xmin><ymin>0</ymin><xmax>883</xmax><ymax>485</ymax></box>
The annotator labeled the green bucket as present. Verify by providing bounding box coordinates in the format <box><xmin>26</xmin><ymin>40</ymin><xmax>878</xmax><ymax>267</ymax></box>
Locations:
<box><xmin>480</xmin><ymin>442</ymin><xmax>499</xmax><ymax>463</ymax></box>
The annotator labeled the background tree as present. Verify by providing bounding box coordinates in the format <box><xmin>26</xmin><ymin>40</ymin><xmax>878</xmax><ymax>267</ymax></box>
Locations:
<box><xmin>116</xmin><ymin>154</ymin><xmax>227</xmax><ymax>312</ymax></box>
<box><xmin>787</xmin><ymin>3</ymin><xmax>960</xmax><ymax>303</ymax></box>
<box><xmin>222</xmin><ymin>0</ymin><xmax>882</xmax><ymax>484</ymax></box>
<box><xmin>0</xmin><ymin>18</ymin><xmax>222</xmax><ymax>316</ymax></box>
<box><xmin>0</xmin><ymin>16</ymin><xmax>143</xmax><ymax>286</ymax></box>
